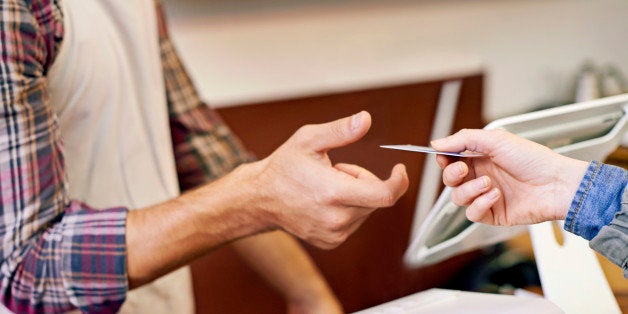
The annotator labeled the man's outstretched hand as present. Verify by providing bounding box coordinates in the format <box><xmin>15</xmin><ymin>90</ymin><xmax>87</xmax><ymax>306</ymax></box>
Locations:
<box><xmin>247</xmin><ymin>111</ymin><xmax>409</xmax><ymax>249</ymax></box>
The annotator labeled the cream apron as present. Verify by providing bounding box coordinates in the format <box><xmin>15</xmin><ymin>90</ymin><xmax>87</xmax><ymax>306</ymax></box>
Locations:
<box><xmin>47</xmin><ymin>0</ymin><xmax>194</xmax><ymax>313</ymax></box>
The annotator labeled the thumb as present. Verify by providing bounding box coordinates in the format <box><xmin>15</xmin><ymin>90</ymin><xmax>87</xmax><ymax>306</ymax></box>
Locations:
<box><xmin>301</xmin><ymin>111</ymin><xmax>372</xmax><ymax>152</ymax></box>
<box><xmin>430</xmin><ymin>129</ymin><xmax>494</xmax><ymax>154</ymax></box>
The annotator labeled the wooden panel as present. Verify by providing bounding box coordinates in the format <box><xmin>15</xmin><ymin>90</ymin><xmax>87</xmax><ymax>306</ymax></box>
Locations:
<box><xmin>191</xmin><ymin>74</ymin><xmax>485</xmax><ymax>313</ymax></box>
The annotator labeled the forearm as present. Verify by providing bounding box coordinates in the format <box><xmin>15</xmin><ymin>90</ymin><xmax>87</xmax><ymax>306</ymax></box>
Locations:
<box><xmin>232</xmin><ymin>231</ymin><xmax>339</xmax><ymax>307</ymax></box>
<box><xmin>127</xmin><ymin>163</ymin><xmax>269</xmax><ymax>288</ymax></box>
<box><xmin>1</xmin><ymin>160</ymin><xmax>264</xmax><ymax>311</ymax></box>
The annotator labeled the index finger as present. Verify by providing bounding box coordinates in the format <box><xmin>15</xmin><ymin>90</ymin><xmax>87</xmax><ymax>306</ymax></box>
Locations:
<box><xmin>431</xmin><ymin>129</ymin><xmax>492</xmax><ymax>155</ymax></box>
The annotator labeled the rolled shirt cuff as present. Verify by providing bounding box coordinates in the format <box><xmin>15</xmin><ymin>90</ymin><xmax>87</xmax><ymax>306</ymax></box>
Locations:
<box><xmin>564</xmin><ymin>161</ymin><xmax>627</xmax><ymax>240</ymax></box>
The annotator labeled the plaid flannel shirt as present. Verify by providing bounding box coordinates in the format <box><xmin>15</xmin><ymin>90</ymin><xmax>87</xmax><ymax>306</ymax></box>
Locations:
<box><xmin>0</xmin><ymin>0</ymin><xmax>252</xmax><ymax>312</ymax></box>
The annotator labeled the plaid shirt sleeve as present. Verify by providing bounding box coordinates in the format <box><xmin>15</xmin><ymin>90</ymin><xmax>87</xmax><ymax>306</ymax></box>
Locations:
<box><xmin>0</xmin><ymin>1</ymin><xmax>129</xmax><ymax>313</ymax></box>
<box><xmin>156</xmin><ymin>2</ymin><xmax>255</xmax><ymax>191</ymax></box>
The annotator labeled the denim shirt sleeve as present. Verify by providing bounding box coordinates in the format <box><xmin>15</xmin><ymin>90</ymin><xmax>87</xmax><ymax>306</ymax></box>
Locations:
<box><xmin>564</xmin><ymin>160</ymin><xmax>628</xmax><ymax>277</ymax></box>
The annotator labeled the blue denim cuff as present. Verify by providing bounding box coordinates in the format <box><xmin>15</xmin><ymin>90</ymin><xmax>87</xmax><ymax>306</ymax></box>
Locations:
<box><xmin>564</xmin><ymin>161</ymin><xmax>628</xmax><ymax>240</ymax></box>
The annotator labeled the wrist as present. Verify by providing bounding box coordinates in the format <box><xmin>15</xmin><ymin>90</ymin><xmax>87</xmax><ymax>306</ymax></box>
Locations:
<box><xmin>189</xmin><ymin>162</ymin><xmax>275</xmax><ymax>243</ymax></box>
<box><xmin>553</xmin><ymin>156</ymin><xmax>589</xmax><ymax>220</ymax></box>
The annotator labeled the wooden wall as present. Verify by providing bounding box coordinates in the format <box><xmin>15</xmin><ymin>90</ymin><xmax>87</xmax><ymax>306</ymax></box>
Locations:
<box><xmin>191</xmin><ymin>74</ymin><xmax>485</xmax><ymax>313</ymax></box>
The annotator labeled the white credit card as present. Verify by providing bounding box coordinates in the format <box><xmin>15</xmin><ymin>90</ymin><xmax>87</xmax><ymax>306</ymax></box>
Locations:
<box><xmin>380</xmin><ymin>144</ymin><xmax>487</xmax><ymax>158</ymax></box>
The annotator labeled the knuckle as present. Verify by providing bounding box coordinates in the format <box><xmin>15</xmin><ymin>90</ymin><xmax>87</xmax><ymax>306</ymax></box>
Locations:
<box><xmin>458</xmin><ymin>128</ymin><xmax>472</xmax><ymax>136</ymax></box>
<box><xmin>294</xmin><ymin>124</ymin><xmax>315</xmax><ymax>142</ymax></box>
<box><xmin>313</xmin><ymin>239</ymin><xmax>335</xmax><ymax>250</ymax></box>
<box><xmin>318</xmin><ymin>188</ymin><xmax>340</xmax><ymax>205</ymax></box>
<box><xmin>325</xmin><ymin>211</ymin><xmax>350</xmax><ymax>232</ymax></box>
<box><xmin>330</xmin><ymin>231</ymin><xmax>349</xmax><ymax>247</ymax></box>
<box><xmin>315</xmin><ymin>233</ymin><xmax>344</xmax><ymax>250</ymax></box>
<box><xmin>490</xmin><ymin>128</ymin><xmax>511</xmax><ymax>140</ymax></box>
<box><xmin>379</xmin><ymin>190</ymin><xmax>396</xmax><ymax>207</ymax></box>
<box><xmin>465</xmin><ymin>207</ymin><xmax>479</xmax><ymax>222</ymax></box>
<box><xmin>324</xmin><ymin>241</ymin><xmax>341</xmax><ymax>250</ymax></box>
<box><xmin>491</xmin><ymin>128</ymin><xmax>508</xmax><ymax>136</ymax></box>
<box><xmin>497</xmin><ymin>214</ymin><xmax>512</xmax><ymax>226</ymax></box>
<box><xmin>297</xmin><ymin>124</ymin><xmax>314</xmax><ymax>134</ymax></box>
<box><xmin>308</xmin><ymin>233</ymin><xmax>335</xmax><ymax>250</ymax></box>
<box><xmin>330</xmin><ymin>120</ymin><xmax>348</xmax><ymax>140</ymax></box>
<box><xmin>442</xmin><ymin>168</ymin><xmax>455</xmax><ymax>186</ymax></box>
<box><xmin>450</xmin><ymin>189</ymin><xmax>466</xmax><ymax>206</ymax></box>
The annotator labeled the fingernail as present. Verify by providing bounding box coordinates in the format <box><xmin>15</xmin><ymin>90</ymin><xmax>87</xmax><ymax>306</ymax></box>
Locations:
<box><xmin>351</xmin><ymin>112</ymin><xmax>363</xmax><ymax>131</ymax></box>
<box><xmin>430</xmin><ymin>138</ymin><xmax>443</xmax><ymax>146</ymax></box>
<box><xmin>457</xmin><ymin>163</ymin><xmax>466</xmax><ymax>176</ymax></box>
<box><xmin>476</xmin><ymin>176</ymin><xmax>489</xmax><ymax>189</ymax></box>
<box><xmin>487</xmin><ymin>188</ymin><xmax>500</xmax><ymax>199</ymax></box>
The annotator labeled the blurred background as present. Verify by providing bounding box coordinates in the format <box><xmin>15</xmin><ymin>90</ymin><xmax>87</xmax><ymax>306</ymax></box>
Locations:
<box><xmin>163</xmin><ymin>0</ymin><xmax>628</xmax><ymax>118</ymax></box>
<box><xmin>161</xmin><ymin>0</ymin><xmax>628</xmax><ymax>312</ymax></box>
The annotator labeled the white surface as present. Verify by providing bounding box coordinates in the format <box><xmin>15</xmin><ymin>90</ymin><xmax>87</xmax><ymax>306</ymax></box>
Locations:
<box><xmin>353</xmin><ymin>288</ymin><xmax>563</xmax><ymax>314</ymax></box>
<box><xmin>164</xmin><ymin>0</ymin><xmax>628</xmax><ymax>119</ymax></box>
<box><xmin>530</xmin><ymin>222</ymin><xmax>620</xmax><ymax>314</ymax></box>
